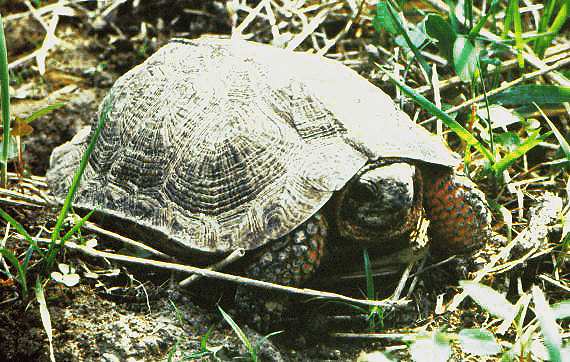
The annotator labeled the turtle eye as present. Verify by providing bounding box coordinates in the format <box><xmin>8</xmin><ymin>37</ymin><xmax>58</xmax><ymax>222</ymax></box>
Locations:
<box><xmin>349</xmin><ymin>180</ymin><xmax>377</xmax><ymax>202</ymax></box>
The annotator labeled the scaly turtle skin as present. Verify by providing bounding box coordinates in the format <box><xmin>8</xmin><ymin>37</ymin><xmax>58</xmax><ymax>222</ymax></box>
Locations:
<box><xmin>47</xmin><ymin>36</ymin><xmax>491</xmax><ymax>330</ymax></box>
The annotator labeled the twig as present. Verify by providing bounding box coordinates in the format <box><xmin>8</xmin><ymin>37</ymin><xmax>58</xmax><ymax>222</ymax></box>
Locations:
<box><xmin>408</xmin><ymin>255</ymin><xmax>456</xmax><ymax>279</ymax></box>
<box><xmin>538</xmin><ymin>274</ymin><xmax>570</xmax><ymax>293</ymax></box>
<box><xmin>329</xmin><ymin>332</ymin><xmax>415</xmax><ymax>341</ymax></box>
<box><xmin>179</xmin><ymin>248</ymin><xmax>245</xmax><ymax>287</ymax></box>
<box><xmin>24</xmin><ymin>1</ymin><xmax>51</xmax><ymax>31</ymax></box>
<box><xmin>0</xmin><ymin>185</ymin><xmax>174</xmax><ymax>262</ymax></box>
<box><xmin>0</xmin><ymin>197</ymin><xmax>42</xmax><ymax>208</ymax></box>
<box><xmin>448</xmin><ymin>234</ymin><xmax>517</xmax><ymax>311</ymax></box>
<box><xmin>481</xmin><ymin>29</ymin><xmax>570</xmax><ymax>87</ymax></box>
<box><xmin>415</xmin><ymin>48</ymin><xmax>570</xmax><ymax>95</ymax></box>
<box><xmin>316</xmin><ymin>0</ymin><xmax>365</xmax><ymax>56</ymax></box>
<box><xmin>286</xmin><ymin>5</ymin><xmax>338</xmax><ymax>51</ymax></box>
<box><xmin>0</xmin><ymin>291</ymin><xmax>19</xmax><ymax>305</ymax></box>
<box><xmin>406</xmin><ymin>256</ymin><xmax>427</xmax><ymax>298</ymax></box>
<box><xmin>82</xmin><ymin>221</ymin><xmax>174</xmax><ymax>261</ymax></box>
<box><xmin>391</xmin><ymin>259</ymin><xmax>415</xmax><ymax>301</ymax></box>
<box><xmin>489</xmin><ymin>246</ymin><xmax>555</xmax><ymax>274</ymax></box>
<box><xmin>0</xmin><ymin>188</ymin><xmax>46</xmax><ymax>206</ymax></box>
<box><xmin>4</xmin><ymin>0</ymin><xmax>88</xmax><ymax>22</ymax></box>
<box><xmin>8</xmin><ymin>50</ymin><xmax>39</xmax><ymax>71</ymax></box>
<box><xmin>318</xmin><ymin>247</ymin><xmax>426</xmax><ymax>286</ymax></box>
<box><xmin>234</xmin><ymin>0</ymin><xmax>267</xmax><ymax>36</ymax></box>
<box><xmin>7</xmin><ymin>172</ymin><xmax>47</xmax><ymax>187</ymax></box>
<box><xmin>18</xmin><ymin>233</ymin><xmax>404</xmax><ymax>307</ymax></box>
<box><xmin>63</xmin><ymin>240</ymin><xmax>404</xmax><ymax>308</ymax></box>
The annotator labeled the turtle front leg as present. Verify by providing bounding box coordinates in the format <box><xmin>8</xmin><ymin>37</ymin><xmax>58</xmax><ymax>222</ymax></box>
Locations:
<box><xmin>234</xmin><ymin>213</ymin><xmax>327</xmax><ymax>331</ymax></box>
<box><xmin>423</xmin><ymin>170</ymin><xmax>491</xmax><ymax>251</ymax></box>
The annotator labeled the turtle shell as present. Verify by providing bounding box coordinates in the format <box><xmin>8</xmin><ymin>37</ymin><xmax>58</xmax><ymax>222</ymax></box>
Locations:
<box><xmin>47</xmin><ymin>36</ymin><xmax>459</xmax><ymax>257</ymax></box>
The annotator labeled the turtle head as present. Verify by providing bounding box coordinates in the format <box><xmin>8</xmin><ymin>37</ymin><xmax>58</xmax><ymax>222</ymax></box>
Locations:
<box><xmin>337</xmin><ymin>162</ymin><xmax>419</xmax><ymax>243</ymax></box>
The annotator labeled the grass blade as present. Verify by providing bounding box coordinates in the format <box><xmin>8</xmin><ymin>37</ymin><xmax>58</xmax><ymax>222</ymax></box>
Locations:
<box><xmin>551</xmin><ymin>301</ymin><xmax>570</xmax><ymax>320</ymax></box>
<box><xmin>0</xmin><ymin>13</ymin><xmax>10</xmax><ymax>186</ymax></box>
<box><xmin>453</xmin><ymin>36</ymin><xmax>478</xmax><ymax>82</ymax></box>
<box><xmin>458</xmin><ymin>328</ymin><xmax>501</xmax><ymax>356</ymax></box>
<box><xmin>0</xmin><ymin>247</ymin><xmax>27</xmax><ymax>295</ymax></box>
<box><xmin>445</xmin><ymin>0</ymin><xmax>460</xmax><ymax>33</ymax></box>
<box><xmin>409</xmin><ymin>332</ymin><xmax>451</xmax><ymax>361</ymax></box>
<box><xmin>464</xmin><ymin>0</ymin><xmax>474</xmax><ymax>29</ymax></box>
<box><xmin>255</xmin><ymin>330</ymin><xmax>283</xmax><ymax>355</ymax></box>
<box><xmin>385</xmin><ymin>0</ymin><xmax>432</xmax><ymax>80</ymax></box>
<box><xmin>477</xmin><ymin>58</ymin><xmax>495</xmax><ymax>160</ymax></box>
<box><xmin>21</xmin><ymin>244</ymin><xmax>34</xmax><ymax>272</ymax></box>
<box><xmin>200</xmin><ymin>323</ymin><xmax>217</xmax><ymax>353</ymax></box>
<box><xmin>535</xmin><ymin>103</ymin><xmax>570</xmax><ymax>162</ymax></box>
<box><xmin>35</xmin><ymin>277</ymin><xmax>55</xmax><ymax>362</ymax></box>
<box><xmin>61</xmin><ymin>210</ymin><xmax>95</xmax><ymax>243</ymax></box>
<box><xmin>491</xmin><ymin>130</ymin><xmax>550</xmax><ymax>174</ymax></box>
<box><xmin>469</xmin><ymin>0</ymin><xmax>501</xmax><ymax>38</ymax></box>
<box><xmin>535</xmin><ymin>0</ymin><xmax>568</xmax><ymax>57</ymax></box>
<box><xmin>532</xmin><ymin>286</ymin><xmax>562</xmax><ymax>362</ymax></box>
<box><xmin>21</xmin><ymin>102</ymin><xmax>65</xmax><ymax>124</ymax></box>
<box><xmin>502</xmin><ymin>0</ymin><xmax>514</xmax><ymax>38</ymax></box>
<box><xmin>218</xmin><ymin>305</ymin><xmax>256</xmax><ymax>361</ymax></box>
<box><xmin>384</xmin><ymin>72</ymin><xmax>494</xmax><ymax>162</ymax></box>
<box><xmin>536</xmin><ymin>0</ymin><xmax>558</xmax><ymax>51</ymax></box>
<box><xmin>460</xmin><ymin>281</ymin><xmax>517</xmax><ymax>320</ymax></box>
<box><xmin>362</xmin><ymin>248</ymin><xmax>383</xmax><ymax>329</ymax></box>
<box><xmin>538</xmin><ymin>1</ymin><xmax>569</xmax><ymax>58</ymax></box>
<box><xmin>511</xmin><ymin>0</ymin><xmax>525</xmax><ymax>68</ymax></box>
<box><xmin>489</xmin><ymin>85</ymin><xmax>570</xmax><ymax>105</ymax></box>
<box><xmin>47</xmin><ymin>98</ymin><xmax>111</xmax><ymax>268</ymax></box>
<box><xmin>363</xmin><ymin>248</ymin><xmax>374</xmax><ymax>300</ymax></box>
<box><xmin>373</xmin><ymin>0</ymin><xmax>401</xmax><ymax>34</ymax></box>
<box><xmin>0</xmin><ymin>206</ymin><xmax>43</xmax><ymax>256</ymax></box>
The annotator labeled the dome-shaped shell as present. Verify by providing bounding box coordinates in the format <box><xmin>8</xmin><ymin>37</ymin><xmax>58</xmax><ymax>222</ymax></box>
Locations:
<box><xmin>47</xmin><ymin>36</ymin><xmax>459</xmax><ymax>256</ymax></box>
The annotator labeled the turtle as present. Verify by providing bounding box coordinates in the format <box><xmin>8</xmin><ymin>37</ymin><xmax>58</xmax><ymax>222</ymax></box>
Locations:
<box><xmin>47</xmin><ymin>35</ymin><xmax>491</xmax><ymax>330</ymax></box>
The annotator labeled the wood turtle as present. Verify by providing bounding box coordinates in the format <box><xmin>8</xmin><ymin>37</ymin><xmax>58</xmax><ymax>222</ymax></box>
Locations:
<box><xmin>47</xmin><ymin>36</ymin><xmax>491</xmax><ymax>329</ymax></box>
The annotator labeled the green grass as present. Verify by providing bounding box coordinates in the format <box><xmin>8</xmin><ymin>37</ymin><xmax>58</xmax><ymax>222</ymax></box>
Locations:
<box><xmin>0</xmin><ymin>11</ymin><xmax>106</xmax><ymax>294</ymax></box>
<box><xmin>385</xmin><ymin>72</ymin><xmax>494</xmax><ymax>161</ymax></box>
<box><xmin>363</xmin><ymin>283</ymin><xmax>569</xmax><ymax>361</ymax></box>
<box><xmin>0</xmin><ymin>13</ymin><xmax>10</xmax><ymax>186</ymax></box>
<box><xmin>363</xmin><ymin>248</ymin><xmax>383</xmax><ymax>330</ymax></box>
<box><xmin>0</xmin><ymin>67</ymin><xmax>105</xmax><ymax>362</ymax></box>
<box><xmin>218</xmin><ymin>305</ymin><xmax>282</xmax><ymax>362</ymax></box>
<box><xmin>0</xmin><ymin>247</ymin><xmax>28</xmax><ymax>295</ymax></box>
<box><xmin>0</xmin><ymin>103</ymin><xmax>106</xmax><ymax>293</ymax></box>
<box><xmin>373</xmin><ymin>0</ymin><xmax>570</xmax><ymax>182</ymax></box>
<box><xmin>506</xmin><ymin>0</ymin><xmax>525</xmax><ymax>68</ymax></box>
<box><xmin>218</xmin><ymin>305</ymin><xmax>261</xmax><ymax>361</ymax></box>
<box><xmin>534</xmin><ymin>0</ymin><xmax>569</xmax><ymax>58</ymax></box>
<box><xmin>46</xmin><ymin>99</ymin><xmax>110</xmax><ymax>270</ymax></box>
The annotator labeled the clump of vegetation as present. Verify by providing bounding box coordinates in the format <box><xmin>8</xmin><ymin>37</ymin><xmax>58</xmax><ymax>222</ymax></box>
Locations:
<box><xmin>359</xmin><ymin>282</ymin><xmax>569</xmax><ymax>361</ymax></box>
